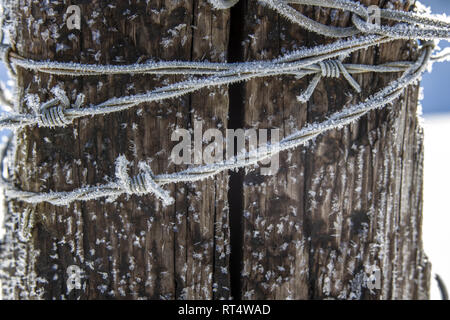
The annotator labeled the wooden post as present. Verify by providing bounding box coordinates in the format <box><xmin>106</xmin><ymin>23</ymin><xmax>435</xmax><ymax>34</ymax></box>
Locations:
<box><xmin>0</xmin><ymin>0</ymin><xmax>430</xmax><ymax>299</ymax></box>
<box><xmin>1</xmin><ymin>0</ymin><xmax>231</xmax><ymax>300</ymax></box>
<box><xmin>237</xmin><ymin>0</ymin><xmax>430</xmax><ymax>299</ymax></box>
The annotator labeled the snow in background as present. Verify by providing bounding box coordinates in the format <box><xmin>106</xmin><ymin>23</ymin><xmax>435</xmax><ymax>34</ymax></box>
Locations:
<box><xmin>0</xmin><ymin>0</ymin><xmax>449</xmax><ymax>300</ymax></box>
<box><xmin>420</xmin><ymin>0</ymin><xmax>450</xmax><ymax>301</ymax></box>
<box><xmin>423</xmin><ymin>115</ymin><xmax>450</xmax><ymax>300</ymax></box>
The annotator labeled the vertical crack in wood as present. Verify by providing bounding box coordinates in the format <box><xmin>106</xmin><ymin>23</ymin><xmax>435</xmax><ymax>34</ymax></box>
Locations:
<box><xmin>227</xmin><ymin>0</ymin><xmax>246</xmax><ymax>300</ymax></box>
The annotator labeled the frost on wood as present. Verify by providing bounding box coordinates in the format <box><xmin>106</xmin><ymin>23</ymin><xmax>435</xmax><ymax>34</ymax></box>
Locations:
<box><xmin>0</xmin><ymin>0</ymin><xmax>438</xmax><ymax>299</ymax></box>
<box><xmin>0</xmin><ymin>44</ymin><xmax>434</xmax><ymax>208</ymax></box>
<box><xmin>239</xmin><ymin>0</ymin><xmax>431</xmax><ymax>299</ymax></box>
<box><xmin>1</xmin><ymin>0</ymin><xmax>231</xmax><ymax>299</ymax></box>
<box><xmin>0</xmin><ymin>35</ymin><xmax>421</xmax><ymax>130</ymax></box>
<box><xmin>1</xmin><ymin>0</ymin><xmax>450</xmax><ymax>129</ymax></box>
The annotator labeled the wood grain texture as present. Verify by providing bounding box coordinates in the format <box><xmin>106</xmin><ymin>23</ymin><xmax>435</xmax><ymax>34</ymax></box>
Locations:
<box><xmin>0</xmin><ymin>0</ymin><xmax>431</xmax><ymax>300</ymax></box>
<box><xmin>1</xmin><ymin>0</ymin><xmax>230</xmax><ymax>299</ymax></box>
<box><xmin>238</xmin><ymin>0</ymin><xmax>430</xmax><ymax>299</ymax></box>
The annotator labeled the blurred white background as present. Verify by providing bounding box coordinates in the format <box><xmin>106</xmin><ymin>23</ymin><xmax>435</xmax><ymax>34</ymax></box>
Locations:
<box><xmin>0</xmin><ymin>0</ymin><xmax>449</xmax><ymax>300</ymax></box>
<box><xmin>419</xmin><ymin>0</ymin><xmax>450</xmax><ymax>301</ymax></box>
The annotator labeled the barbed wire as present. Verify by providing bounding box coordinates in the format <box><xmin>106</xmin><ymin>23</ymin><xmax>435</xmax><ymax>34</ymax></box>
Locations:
<box><xmin>0</xmin><ymin>0</ymin><xmax>448</xmax><ymax>206</ymax></box>
<box><xmin>0</xmin><ymin>0</ymin><xmax>447</xmax><ymax>130</ymax></box>
<box><xmin>0</xmin><ymin>35</ymin><xmax>410</xmax><ymax>129</ymax></box>
<box><xmin>259</xmin><ymin>0</ymin><xmax>450</xmax><ymax>39</ymax></box>
<box><xmin>210</xmin><ymin>0</ymin><xmax>450</xmax><ymax>39</ymax></box>
<box><xmin>0</xmin><ymin>44</ymin><xmax>434</xmax><ymax>206</ymax></box>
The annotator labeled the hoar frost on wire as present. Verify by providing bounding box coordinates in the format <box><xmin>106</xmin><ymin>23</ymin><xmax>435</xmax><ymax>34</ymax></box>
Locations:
<box><xmin>0</xmin><ymin>0</ymin><xmax>448</xmax><ymax>205</ymax></box>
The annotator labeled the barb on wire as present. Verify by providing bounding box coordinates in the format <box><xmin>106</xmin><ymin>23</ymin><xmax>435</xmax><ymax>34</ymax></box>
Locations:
<box><xmin>0</xmin><ymin>0</ymin><xmax>447</xmax><ymax>131</ymax></box>
<box><xmin>37</xmin><ymin>87</ymin><xmax>85</xmax><ymax>128</ymax></box>
<box><xmin>0</xmin><ymin>44</ymin><xmax>433</xmax><ymax>206</ymax></box>
<box><xmin>115</xmin><ymin>155</ymin><xmax>174</xmax><ymax>206</ymax></box>
<box><xmin>297</xmin><ymin>58</ymin><xmax>361</xmax><ymax>103</ymax></box>
<box><xmin>0</xmin><ymin>0</ymin><xmax>447</xmax><ymax>207</ymax></box>
<box><xmin>0</xmin><ymin>0</ymin><xmax>447</xmax><ymax>76</ymax></box>
<box><xmin>0</xmin><ymin>35</ymin><xmax>411</xmax><ymax>130</ymax></box>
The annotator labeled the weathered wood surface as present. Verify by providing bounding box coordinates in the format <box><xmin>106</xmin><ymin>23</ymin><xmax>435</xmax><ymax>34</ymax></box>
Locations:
<box><xmin>1</xmin><ymin>0</ymin><xmax>230</xmax><ymax>299</ymax></box>
<box><xmin>0</xmin><ymin>0</ymin><xmax>430</xmax><ymax>300</ymax></box>
<box><xmin>239</xmin><ymin>0</ymin><xmax>430</xmax><ymax>299</ymax></box>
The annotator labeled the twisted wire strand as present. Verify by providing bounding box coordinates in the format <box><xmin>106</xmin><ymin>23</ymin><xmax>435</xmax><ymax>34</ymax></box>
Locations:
<box><xmin>285</xmin><ymin>0</ymin><xmax>450</xmax><ymax>29</ymax></box>
<box><xmin>0</xmin><ymin>0</ymin><xmax>448</xmax><ymax>75</ymax></box>
<box><xmin>0</xmin><ymin>35</ymin><xmax>409</xmax><ymax>130</ymax></box>
<box><xmin>350</xmin><ymin>14</ymin><xmax>450</xmax><ymax>40</ymax></box>
<box><xmin>1</xmin><ymin>45</ymin><xmax>433</xmax><ymax>206</ymax></box>
<box><xmin>0</xmin><ymin>0</ymin><xmax>445</xmax><ymax>129</ymax></box>
<box><xmin>0</xmin><ymin>34</ymin><xmax>389</xmax><ymax>76</ymax></box>
<box><xmin>268</xmin><ymin>0</ymin><xmax>450</xmax><ymax>39</ymax></box>
<box><xmin>261</xmin><ymin>0</ymin><xmax>360</xmax><ymax>38</ymax></box>
<box><xmin>9</xmin><ymin>55</ymin><xmax>233</xmax><ymax>76</ymax></box>
<box><xmin>285</xmin><ymin>0</ymin><xmax>368</xmax><ymax>18</ymax></box>
<box><xmin>0</xmin><ymin>0</ymin><xmax>446</xmax><ymax>206</ymax></box>
<box><xmin>0</xmin><ymin>1</ymin><xmax>445</xmax><ymax>84</ymax></box>
<box><xmin>257</xmin><ymin>0</ymin><xmax>450</xmax><ymax>39</ymax></box>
